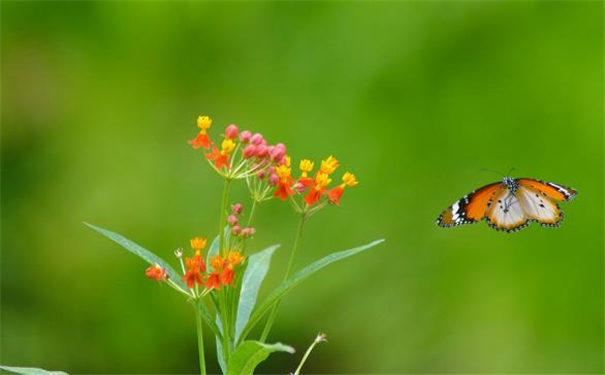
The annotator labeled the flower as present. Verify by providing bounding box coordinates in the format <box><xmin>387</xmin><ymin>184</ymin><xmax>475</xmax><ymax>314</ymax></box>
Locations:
<box><xmin>228</xmin><ymin>251</ymin><xmax>244</xmax><ymax>265</ymax></box>
<box><xmin>320</xmin><ymin>155</ymin><xmax>339</xmax><ymax>174</ymax></box>
<box><xmin>304</xmin><ymin>172</ymin><xmax>331</xmax><ymax>205</ymax></box>
<box><xmin>190</xmin><ymin>237</ymin><xmax>207</xmax><ymax>251</ymax></box>
<box><xmin>145</xmin><ymin>264</ymin><xmax>167</xmax><ymax>280</ymax></box>
<box><xmin>206</xmin><ymin>138</ymin><xmax>236</xmax><ymax>169</ymax></box>
<box><xmin>328</xmin><ymin>172</ymin><xmax>358</xmax><ymax>205</ymax></box>
<box><xmin>299</xmin><ymin>159</ymin><xmax>314</xmax><ymax>178</ymax></box>
<box><xmin>188</xmin><ymin>116</ymin><xmax>212</xmax><ymax>149</ymax></box>
<box><xmin>182</xmin><ymin>251</ymin><xmax>206</xmax><ymax>288</ymax></box>
<box><xmin>183</xmin><ymin>269</ymin><xmax>205</xmax><ymax>288</ymax></box>
<box><xmin>206</xmin><ymin>271</ymin><xmax>221</xmax><ymax>290</ymax></box>
<box><xmin>273</xmin><ymin>164</ymin><xmax>294</xmax><ymax>200</ymax></box>
<box><xmin>232</xmin><ymin>203</ymin><xmax>244</xmax><ymax>214</ymax></box>
<box><xmin>227</xmin><ymin>214</ymin><xmax>238</xmax><ymax>226</ymax></box>
<box><xmin>225</xmin><ymin>124</ymin><xmax>239</xmax><ymax>140</ymax></box>
<box><xmin>220</xmin><ymin>264</ymin><xmax>235</xmax><ymax>286</ymax></box>
<box><xmin>240</xmin><ymin>130</ymin><xmax>252</xmax><ymax>143</ymax></box>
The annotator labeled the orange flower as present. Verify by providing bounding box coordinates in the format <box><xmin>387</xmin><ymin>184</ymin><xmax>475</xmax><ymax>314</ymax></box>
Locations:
<box><xmin>206</xmin><ymin>271</ymin><xmax>221</xmax><ymax>290</ymax></box>
<box><xmin>205</xmin><ymin>139</ymin><xmax>235</xmax><ymax>169</ymax></box>
<box><xmin>274</xmin><ymin>164</ymin><xmax>294</xmax><ymax>200</ymax></box>
<box><xmin>228</xmin><ymin>251</ymin><xmax>244</xmax><ymax>265</ymax></box>
<box><xmin>188</xmin><ymin>116</ymin><xmax>212</xmax><ymax>149</ymax></box>
<box><xmin>328</xmin><ymin>172</ymin><xmax>358</xmax><ymax>205</ymax></box>
<box><xmin>185</xmin><ymin>252</ymin><xmax>207</xmax><ymax>273</ymax></box>
<box><xmin>220</xmin><ymin>264</ymin><xmax>235</xmax><ymax>286</ymax></box>
<box><xmin>304</xmin><ymin>172</ymin><xmax>331</xmax><ymax>206</ymax></box>
<box><xmin>183</xmin><ymin>269</ymin><xmax>205</xmax><ymax>288</ymax></box>
<box><xmin>210</xmin><ymin>254</ymin><xmax>226</xmax><ymax>270</ymax></box>
<box><xmin>145</xmin><ymin>264</ymin><xmax>166</xmax><ymax>280</ymax></box>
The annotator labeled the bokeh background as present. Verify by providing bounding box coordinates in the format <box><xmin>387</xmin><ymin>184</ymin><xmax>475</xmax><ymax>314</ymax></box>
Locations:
<box><xmin>1</xmin><ymin>1</ymin><xmax>603</xmax><ymax>374</ymax></box>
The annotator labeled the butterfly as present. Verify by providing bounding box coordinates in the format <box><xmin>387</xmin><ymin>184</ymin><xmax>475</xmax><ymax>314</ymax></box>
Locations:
<box><xmin>436</xmin><ymin>177</ymin><xmax>577</xmax><ymax>232</ymax></box>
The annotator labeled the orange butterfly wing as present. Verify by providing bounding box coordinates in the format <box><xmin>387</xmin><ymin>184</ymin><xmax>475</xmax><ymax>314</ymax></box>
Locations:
<box><xmin>515</xmin><ymin>178</ymin><xmax>577</xmax><ymax>202</ymax></box>
<box><xmin>436</xmin><ymin>182</ymin><xmax>503</xmax><ymax>227</ymax></box>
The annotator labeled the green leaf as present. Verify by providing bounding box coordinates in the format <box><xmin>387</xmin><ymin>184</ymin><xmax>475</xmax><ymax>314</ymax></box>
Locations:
<box><xmin>206</xmin><ymin>226</ymin><xmax>229</xmax><ymax>265</ymax></box>
<box><xmin>0</xmin><ymin>366</ymin><xmax>68</xmax><ymax>375</ymax></box>
<box><xmin>239</xmin><ymin>239</ymin><xmax>384</xmax><ymax>342</ymax></box>
<box><xmin>84</xmin><ymin>222</ymin><xmax>187</xmax><ymax>290</ymax></box>
<box><xmin>227</xmin><ymin>341</ymin><xmax>294</xmax><ymax>375</ymax></box>
<box><xmin>235</xmin><ymin>245</ymin><xmax>280</xmax><ymax>342</ymax></box>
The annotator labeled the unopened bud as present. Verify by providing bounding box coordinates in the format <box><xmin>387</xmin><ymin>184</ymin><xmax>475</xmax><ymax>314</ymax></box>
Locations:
<box><xmin>225</xmin><ymin>124</ymin><xmax>239</xmax><ymax>140</ymax></box>
<box><xmin>239</xmin><ymin>130</ymin><xmax>252</xmax><ymax>143</ymax></box>
<box><xmin>232</xmin><ymin>203</ymin><xmax>244</xmax><ymax>215</ymax></box>
<box><xmin>227</xmin><ymin>214</ymin><xmax>239</xmax><ymax>226</ymax></box>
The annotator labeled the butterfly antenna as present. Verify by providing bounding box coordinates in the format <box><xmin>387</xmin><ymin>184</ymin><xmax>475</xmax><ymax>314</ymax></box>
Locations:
<box><xmin>480</xmin><ymin>168</ymin><xmax>506</xmax><ymax>178</ymax></box>
<box><xmin>506</xmin><ymin>167</ymin><xmax>516</xmax><ymax>177</ymax></box>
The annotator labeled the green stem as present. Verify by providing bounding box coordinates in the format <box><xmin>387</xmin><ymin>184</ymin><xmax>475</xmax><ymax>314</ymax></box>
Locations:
<box><xmin>247</xmin><ymin>200</ymin><xmax>258</xmax><ymax>227</ymax></box>
<box><xmin>218</xmin><ymin>178</ymin><xmax>232</xmax><ymax>257</ymax></box>
<box><xmin>259</xmin><ymin>214</ymin><xmax>306</xmax><ymax>342</ymax></box>
<box><xmin>194</xmin><ymin>302</ymin><xmax>207</xmax><ymax>375</ymax></box>
<box><xmin>294</xmin><ymin>335</ymin><xmax>325</xmax><ymax>375</ymax></box>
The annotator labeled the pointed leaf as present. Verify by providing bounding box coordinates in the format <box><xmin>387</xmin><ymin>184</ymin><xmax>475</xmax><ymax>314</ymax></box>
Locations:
<box><xmin>236</xmin><ymin>244</ymin><xmax>280</xmax><ymax>341</ymax></box>
<box><xmin>0</xmin><ymin>366</ymin><xmax>68</xmax><ymax>375</ymax></box>
<box><xmin>227</xmin><ymin>341</ymin><xmax>294</xmax><ymax>375</ymax></box>
<box><xmin>84</xmin><ymin>222</ymin><xmax>187</xmax><ymax>290</ymax></box>
<box><xmin>239</xmin><ymin>239</ymin><xmax>384</xmax><ymax>342</ymax></box>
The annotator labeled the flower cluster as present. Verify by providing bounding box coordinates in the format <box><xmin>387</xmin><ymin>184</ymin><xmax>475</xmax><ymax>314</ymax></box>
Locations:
<box><xmin>144</xmin><ymin>235</ymin><xmax>245</xmax><ymax>295</ymax></box>
<box><xmin>272</xmin><ymin>155</ymin><xmax>358</xmax><ymax>210</ymax></box>
<box><xmin>188</xmin><ymin>116</ymin><xmax>288</xmax><ymax>185</ymax></box>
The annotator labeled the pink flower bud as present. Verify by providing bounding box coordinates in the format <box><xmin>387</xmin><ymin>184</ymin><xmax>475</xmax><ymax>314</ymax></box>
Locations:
<box><xmin>256</xmin><ymin>170</ymin><xmax>266</xmax><ymax>179</ymax></box>
<box><xmin>274</xmin><ymin>143</ymin><xmax>286</xmax><ymax>152</ymax></box>
<box><xmin>270</xmin><ymin>147</ymin><xmax>285</xmax><ymax>162</ymax></box>
<box><xmin>243</xmin><ymin>145</ymin><xmax>256</xmax><ymax>159</ymax></box>
<box><xmin>250</xmin><ymin>133</ymin><xmax>264</xmax><ymax>146</ymax></box>
<box><xmin>225</xmin><ymin>124</ymin><xmax>239</xmax><ymax>140</ymax></box>
<box><xmin>231</xmin><ymin>225</ymin><xmax>241</xmax><ymax>235</ymax></box>
<box><xmin>268</xmin><ymin>166</ymin><xmax>276</xmax><ymax>174</ymax></box>
<box><xmin>268</xmin><ymin>173</ymin><xmax>278</xmax><ymax>186</ymax></box>
<box><xmin>294</xmin><ymin>182</ymin><xmax>306</xmax><ymax>193</ymax></box>
<box><xmin>231</xmin><ymin>203</ymin><xmax>243</xmax><ymax>215</ymax></box>
<box><xmin>239</xmin><ymin>130</ymin><xmax>252</xmax><ymax>143</ymax></box>
<box><xmin>256</xmin><ymin>145</ymin><xmax>269</xmax><ymax>158</ymax></box>
<box><xmin>278</xmin><ymin>156</ymin><xmax>288</xmax><ymax>165</ymax></box>
<box><xmin>227</xmin><ymin>214</ymin><xmax>238</xmax><ymax>226</ymax></box>
<box><xmin>241</xmin><ymin>227</ymin><xmax>256</xmax><ymax>238</ymax></box>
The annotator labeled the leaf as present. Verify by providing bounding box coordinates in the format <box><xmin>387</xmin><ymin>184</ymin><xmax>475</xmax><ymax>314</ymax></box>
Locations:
<box><xmin>226</xmin><ymin>341</ymin><xmax>294</xmax><ymax>375</ymax></box>
<box><xmin>0</xmin><ymin>366</ymin><xmax>68</xmax><ymax>375</ymax></box>
<box><xmin>235</xmin><ymin>244</ymin><xmax>280</xmax><ymax>342</ymax></box>
<box><xmin>84</xmin><ymin>222</ymin><xmax>187</xmax><ymax>290</ymax></box>
<box><xmin>206</xmin><ymin>226</ymin><xmax>230</xmax><ymax>265</ymax></box>
<box><xmin>215</xmin><ymin>316</ymin><xmax>227</xmax><ymax>375</ymax></box>
<box><xmin>238</xmin><ymin>239</ymin><xmax>384</xmax><ymax>342</ymax></box>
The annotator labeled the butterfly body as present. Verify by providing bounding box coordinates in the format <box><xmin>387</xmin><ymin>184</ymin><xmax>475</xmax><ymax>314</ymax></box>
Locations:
<box><xmin>436</xmin><ymin>177</ymin><xmax>577</xmax><ymax>232</ymax></box>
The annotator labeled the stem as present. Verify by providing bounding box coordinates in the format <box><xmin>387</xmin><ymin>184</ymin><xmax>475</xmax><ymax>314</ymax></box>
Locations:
<box><xmin>194</xmin><ymin>302</ymin><xmax>207</xmax><ymax>375</ymax></box>
<box><xmin>259</xmin><ymin>214</ymin><xmax>306</xmax><ymax>342</ymax></box>
<box><xmin>218</xmin><ymin>178</ymin><xmax>232</xmax><ymax>257</ymax></box>
<box><xmin>247</xmin><ymin>200</ymin><xmax>258</xmax><ymax>227</ymax></box>
<box><xmin>294</xmin><ymin>334</ymin><xmax>326</xmax><ymax>375</ymax></box>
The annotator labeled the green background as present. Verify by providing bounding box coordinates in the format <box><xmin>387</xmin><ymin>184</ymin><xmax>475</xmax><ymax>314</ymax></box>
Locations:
<box><xmin>1</xmin><ymin>1</ymin><xmax>603</xmax><ymax>374</ymax></box>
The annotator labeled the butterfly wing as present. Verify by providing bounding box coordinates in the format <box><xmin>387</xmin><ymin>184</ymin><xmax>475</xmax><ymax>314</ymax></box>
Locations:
<box><xmin>436</xmin><ymin>182</ymin><xmax>503</xmax><ymax>227</ymax></box>
<box><xmin>484</xmin><ymin>187</ymin><xmax>531</xmax><ymax>232</ymax></box>
<box><xmin>516</xmin><ymin>185</ymin><xmax>564</xmax><ymax>227</ymax></box>
<box><xmin>515</xmin><ymin>178</ymin><xmax>577</xmax><ymax>201</ymax></box>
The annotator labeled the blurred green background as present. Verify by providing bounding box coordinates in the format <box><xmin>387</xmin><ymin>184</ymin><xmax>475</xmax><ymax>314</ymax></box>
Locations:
<box><xmin>1</xmin><ymin>1</ymin><xmax>603</xmax><ymax>374</ymax></box>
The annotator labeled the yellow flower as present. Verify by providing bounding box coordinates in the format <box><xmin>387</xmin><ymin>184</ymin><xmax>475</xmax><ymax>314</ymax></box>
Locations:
<box><xmin>276</xmin><ymin>164</ymin><xmax>292</xmax><ymax>183</ymax></box>
<box><xmin>228</xmin><ymin>251</ymin><xmax>244</xmax><ymax>265</ymax></box>
<box><xmin>342</xmin><ymin>172</ymin><xmax>358</xmax><ymax>187</ymax></box>
<box><xmin>320</xmin><ymin>156</ymin><xmax>339</xmax><ymax>175</ymax></box>
<box><xmin>190</xmin><ymin>237</ymin><xmax>207</xmax><ymax>251</ymax></box>
<box><xmin>197</xmin><ymin>116</ymin><xmax>212</xmax><ymax>131</ymax></box>
<box><xmin>314</xmin><ymin>172</ymin><xmax>332</xmax><ymax>190</ymax></box>
<box><xmin>221</xmin><ymin>139</ymin><xmax>236</xmax><ymax>155</ymax></box>
<box><xmin>299</xmin><ymin>159</ymin><xmax>314</xmax><ymax>178</ymax></box>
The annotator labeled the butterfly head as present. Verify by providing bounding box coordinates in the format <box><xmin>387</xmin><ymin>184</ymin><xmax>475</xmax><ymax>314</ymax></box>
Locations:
<box><xmin>502</xmin><ymin>176</ymin><xmax>519</xmax><ymax>194</ymax></box>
